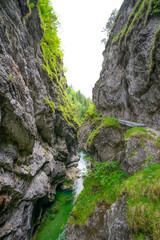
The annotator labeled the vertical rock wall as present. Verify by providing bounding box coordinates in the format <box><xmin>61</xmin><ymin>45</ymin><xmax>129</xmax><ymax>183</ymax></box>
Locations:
<box><xmin>93</xmin><ymin>0</ymin><xmax>160</xmax><ymax>127</ymax></box>
<box><xmin>0</xmin><ymin>0</ymin><xmax>78</xmax><ymax>239</ymax></box>
<box><xmin>67</xmin><ymin>1</ymin><xmax>160</xmax><ymax>239</ymax></box>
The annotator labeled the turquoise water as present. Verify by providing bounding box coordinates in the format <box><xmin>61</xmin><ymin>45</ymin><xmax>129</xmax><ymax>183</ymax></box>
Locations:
<box><xmin>34</xmin><ymin>151</ymin><xmax>88</xmax><ymax>240</ymax></box>
<box><xmin>34</xmin><ymin>190</ymin><xmax>74</xmax><ymax>240</ymax></box>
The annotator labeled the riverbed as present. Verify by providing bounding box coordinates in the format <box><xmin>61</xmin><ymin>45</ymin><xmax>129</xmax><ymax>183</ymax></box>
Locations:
<box><xmin>34</xmin><ymin>151</ymin><xmax>88</xmax><ymax>240</ymax></box>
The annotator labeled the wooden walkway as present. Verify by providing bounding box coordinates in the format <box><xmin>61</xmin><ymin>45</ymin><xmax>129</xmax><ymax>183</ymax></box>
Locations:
<box><xmin>118</xmin><ymin>120</ymin><xmax>146</xmax><ymax>127</ymax></box>
<box><xmin>118</xmin><ymin>120</ymin><xmax>160</xmax><ymax>138</ymax></box>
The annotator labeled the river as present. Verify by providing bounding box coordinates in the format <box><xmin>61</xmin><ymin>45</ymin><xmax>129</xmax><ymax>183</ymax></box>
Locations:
<box><xmin>34</xmin><ymin>150</ymin><xmax>88</xmax><ymax>240</ymax></box>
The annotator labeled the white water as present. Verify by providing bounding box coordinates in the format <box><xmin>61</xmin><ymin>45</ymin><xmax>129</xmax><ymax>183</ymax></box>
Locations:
<box><xmin>57</xmin><ymin>150</ymin><xmax>89</xmax><ymax>240</ymax></box>
<box><xmin>73</xmin><ymin>151</ymin><xmax>89</xmax><ymax>201</ymax></box>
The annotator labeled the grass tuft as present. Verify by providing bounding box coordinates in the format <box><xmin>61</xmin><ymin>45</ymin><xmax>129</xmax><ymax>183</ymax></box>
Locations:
<box><xmin>124</xmin><ymin>127</ymin><xmax>154</xmax><ymax>140</ymax></box>
<box><xmin>120</xmin><ymin>163</ymin><xmax>160</xmax><ymax>239</ymax></box>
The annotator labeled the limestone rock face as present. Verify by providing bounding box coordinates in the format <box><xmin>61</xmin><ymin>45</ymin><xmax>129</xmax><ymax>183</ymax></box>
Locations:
<box><xmin>78</xmin><ymin>119</ymin><xmax>92</xmax><ymax>152</ymax></box>
<box><xmin>93</xmin><ymin>0</ymin><xmax>160</xmax><ymax>127</ymax></box>
<box><xmin>79</xmin><ymin>118</ymin><xmax>160</xmax><ymax>174</ymax></box>
<box><xmin>0</xmin><ymin>0</ymin><xmax>78</xmax><ymax>239</ymax></box>
<box><xmin>66</xmin><ymin>196</ymin><xmax>132</xmax><ymax>240</ymax></box>
<box><xmin>67</xmin><ymin>1</ymin><xmax>160</xmax><ymax>239</ymax></box>
<box><xmin>120</xmin><ymin>134</ymin><xmax>160</xmax><ymax>174</ymax></box>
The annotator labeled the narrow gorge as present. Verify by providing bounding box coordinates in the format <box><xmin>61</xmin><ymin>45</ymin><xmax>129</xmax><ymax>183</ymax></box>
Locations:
<box><xmin>0</xmin><ymin>0</ymin><xmax>160</xmax><ymax>240</ymax></box>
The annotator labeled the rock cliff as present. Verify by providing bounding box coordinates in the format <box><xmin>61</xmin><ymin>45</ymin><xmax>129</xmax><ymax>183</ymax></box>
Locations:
<box><xmin>67</xmin><ymin>0</ymin><xmax>160</xmax><ymax>239</ymax></box>
<box><xmin>0</xmin><ymin>0</ymin><xmax>78</xmax><ymax>239</ymax></box>
<box><xmin>68</xmin><ymin>112</ymin><xmax>160</xmax><ymax>240</ymax></box>
<box><xmin>93</xmin><ymin>0</ymin><xmax>160</xmax><ymax>127</ymax></box>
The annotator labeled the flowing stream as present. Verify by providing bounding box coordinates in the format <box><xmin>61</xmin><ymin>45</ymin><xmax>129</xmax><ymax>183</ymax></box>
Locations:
<box><xmin>34</xmin><ymin>150</ymin><xmax>88</xmax><ymax>240</ymax></box>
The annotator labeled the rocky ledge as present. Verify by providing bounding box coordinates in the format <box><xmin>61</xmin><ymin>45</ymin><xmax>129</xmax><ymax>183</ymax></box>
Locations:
<box><xmin>67</xmin><ymin>116</ymin><xmax>160</xmax><ymax>240</ymax></box>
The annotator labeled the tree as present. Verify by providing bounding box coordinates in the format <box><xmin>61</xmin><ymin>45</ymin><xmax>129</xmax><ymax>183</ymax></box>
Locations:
<box><xmin>101</xmin><ymin>9</ymin><xmax>117</xmax><ymax>44</ymax></box>
<box><xmin>67</xmin><ymin>86</ymin><xmax>92</xmax><ymax>123</ymax></box>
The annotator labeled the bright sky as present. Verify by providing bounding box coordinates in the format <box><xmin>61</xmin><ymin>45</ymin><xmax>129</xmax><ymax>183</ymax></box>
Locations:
<box><xmin>51</xmin><ymin>0</ymin><xmax>123</xmax><ymax>98</ymax></box>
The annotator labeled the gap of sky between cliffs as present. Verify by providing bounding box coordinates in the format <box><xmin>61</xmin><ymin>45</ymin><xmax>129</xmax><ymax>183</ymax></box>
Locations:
<box><xmin>51</xmin><ymin>0</ymin><xmax>123</xmax><ymax>98</ymax></box>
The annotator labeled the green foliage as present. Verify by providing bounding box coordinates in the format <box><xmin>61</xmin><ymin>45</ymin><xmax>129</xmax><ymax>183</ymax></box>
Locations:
<box><xmin>38</xmin><ymin>1</ymin><xmax>78</xmax><ymax>130</ymax></box>
<box><xmin>70</xmin><ymin>157</ymin><xmax>160</xmax><ymax>237</ymax></box>
<box><xmin>67</xmin><ymin>86</ymin><xmax>92</xmax><ymax>124</ymax></box>
<box><xmin>69</xmin><ymin>160</ymin><xmax>127</xmax><ymax>226</ymax></box>
<box><xmin>27</xmin><ymin>0</ymin><xmax>35</xmax><ymax>16</ymax></box>
<box><xmin>131</xmin><ymin>232</ymin><xmax>146</xmax><ymax>240</ymax></box>
<box><xmin>58</xmin><ymin>103</ymin><xmax>79</xmax><ymax>129</ymax></box>
<box><xmin>120</xmin><ymin>163</ymin><xmax>160</xmax><ymax>239</ymax></box>
<box><xmin>124</xmin><ymin>127</ymin><xmax>153</xmax><ymax>140</ymax></box>
<box><xmin>89</xmin><ymin>161</ymin><xmax>127</xmax><ymax>190</ymax></box>
<box><xmin>44</xmin><ymin>97</ymin><xmax>55</xmax><ymax>112</ymax></box>
<box><xmin>82</xmin><ymin>103</ymin><xmax>101</xmax><ymax>123</ymax></box>
<box><xmin>57</xmin><ymin>86</ymin><xmax>79</xmax><ymax>129</ymax></box>
<box><xmin>151</xmin><ymin>0</ymin><xmax>160</xmax><ymax>14</ymax></box>
<box><xmin>38</xmin><ymin>0</ymin><xmax>63</xmax><ymax>82</ymax></box>
<box><xmin>29</xmin><ymin>2</ymin><xmax>34</xmax><ymax>9</ymax></box>
<box><xmin>87</xmin><ymin>117</ymin><xmax>120</xmax><ymax>146</ymax></box>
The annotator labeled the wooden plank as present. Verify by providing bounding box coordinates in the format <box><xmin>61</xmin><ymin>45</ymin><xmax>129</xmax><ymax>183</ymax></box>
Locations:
<box><xmin>118</xmin><ymin>120</ymin><xmax>146</xmax><ymax>127</ymax></box>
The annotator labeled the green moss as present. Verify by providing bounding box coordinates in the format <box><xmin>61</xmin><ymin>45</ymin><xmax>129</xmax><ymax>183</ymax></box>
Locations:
<box><xmin>87</xmin><ymin>128</ymin><xmax>100</xmax><ymax>147</ymax></box>
<box><xmin>131</xmin><ymin>149</ymin><xmax>136</xmax><ymax>157</ymax></box>
<box><xmin>87</xmin><ymin>117</ymin><xmax>120</xmax><ymax>146</ymax></box>
<box><xmin>26</xmin><ymin>0</ymin><xmax>35</xmax><ymax>18</ymax></box>
<box><xmin>70</xmin><ymin>151</ymin><xmax>160</xmax><ymax>238</ymax></box>
<box><xmin>38</xmin><ymin>1</ymin><xmax>78</xmax><ymax>130</ymax></box>
<box><xmin>149</xmin><ymin>23</ymin><xmax>160</xmax><ymax>75</ymax></box>
<box><xmin>120</xmin><ymin>163</ymin><xmax>160</xmax><ymax>239</ymax></box>
<box><xmin>29</xmin><ymin>2</ymin><xmax>34</xmax><ymax>9</ymax></box>
<box><xmin>68</xmin><ymin>177</ymin><xmax>114</xmax><ymax>226</ymax></box>
<box><xmin>69</xmin><ymin>160</ymin><xmax>127</xmax><ymax>226</ymax></box>
<box><xmin>112</xmin><ymin>0</ymin><xmax>156</xmax><ymax>46</ymax></box>
<box><xmin>124</xmin><ymin>127</ymin><xmax>153</xmax><ymax>140</ymax></box>
<box><xmin>8</xmin><ymin>74</ymin><xmax>14</xmax><ymax>83</ymax></box>
<box><xmin>44</xmin><ymin>97</ymin><xmax>55</xmax><ymax>112</ymax></box>
<box><xmin>58</xmin><ymin>104</ymin><xmax>79</xmax><ymax>129</ymax></box>
<box><xmin>155</xmin><ymin>137</ymin><xmax>160</xmax><ymax>148</ymax></box>
<box><xmin>38</xmin><ymin>0</ymin><xmax>64</xmax><ymax>85</ymax></box>
<box><xmin>82</xmin><ymin>103</ymin><xmax>101</xmax><ymax>123</ymax></box>
<box><xmin>131</xmin><ymin>232</ymin><xmax>146</xmax><ymax>240</ymax></box>
<box><xmin>91</xmin><ymin>117</ymin><xmax>102</xmax><ymax>127</ymax></box>
<box><xmin>99</xmin><ymin>83</ymin><xmax>104</xmax><ymax>88</ymax></box>
<box><xmin>151</xmin><ymin>0</ymin><xmax>160</xmax><ymax>14</ymax></box>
